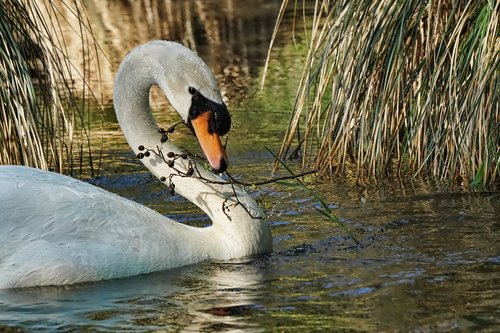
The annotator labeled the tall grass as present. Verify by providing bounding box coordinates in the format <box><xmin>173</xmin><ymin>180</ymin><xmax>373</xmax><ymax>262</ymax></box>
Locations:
<box><xmin>266</xmin><ymin>0</ymin><xmax>499</xmax><ymax>188</ymax></box>
<box><xmin>0</xmin><ymin>0</ymin><xmax>101</xmax><ymax>176</ymax></box>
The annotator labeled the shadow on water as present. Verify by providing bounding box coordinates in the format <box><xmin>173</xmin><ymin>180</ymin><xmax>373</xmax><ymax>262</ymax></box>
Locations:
<box><xmin>1</xmin><ymin>0</ymin><xmax>499</xmax><ymax>332</ymax></box>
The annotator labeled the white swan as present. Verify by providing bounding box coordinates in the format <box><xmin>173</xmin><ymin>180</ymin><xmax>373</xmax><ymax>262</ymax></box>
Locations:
<box><xmin>0</xmin><ymin>40</ymin><xmax>272</xmax><ymax>289</ymax></box>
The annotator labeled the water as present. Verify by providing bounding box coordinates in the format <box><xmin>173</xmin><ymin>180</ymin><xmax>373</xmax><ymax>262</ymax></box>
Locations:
<box><xmin>1</xmin><ymin>1</ymin><xmax>499</xmax><ymax>331</ymax></box>
<box><xmin>1</xmin><ymin>175</ymin><xmax>498</xmax><ymax>331</ymax></box>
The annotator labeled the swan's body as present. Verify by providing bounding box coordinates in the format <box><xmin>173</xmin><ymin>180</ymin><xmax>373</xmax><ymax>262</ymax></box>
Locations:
<box><xmin>0</xmin><ymin>41</ymin><xmax>272</xmax><ymax>289</ymax></box>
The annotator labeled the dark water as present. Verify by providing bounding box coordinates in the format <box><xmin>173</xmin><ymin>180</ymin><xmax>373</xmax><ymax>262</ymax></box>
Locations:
<box><xmin>1</xmin><ymin>1</ymin><xmax>499</xmax><ymax>332</ymax></box>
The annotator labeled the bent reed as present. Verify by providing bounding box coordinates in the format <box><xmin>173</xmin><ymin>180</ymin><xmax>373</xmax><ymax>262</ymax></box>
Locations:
<box><xmin>0</xmin><ymin>0</ymin><xmax>100</xmax><ymax>176</ymax></box>
<box><xmin>266</xmin><ymin>0</ymin><xmax>498</xmax><ymax>188</ymax></box>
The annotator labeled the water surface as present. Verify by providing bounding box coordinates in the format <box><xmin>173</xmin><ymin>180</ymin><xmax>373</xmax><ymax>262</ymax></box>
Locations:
<box><xmin>1</xmin><ymin>172</ymin><xmax>498</xmax><ymax>331</ymax></box>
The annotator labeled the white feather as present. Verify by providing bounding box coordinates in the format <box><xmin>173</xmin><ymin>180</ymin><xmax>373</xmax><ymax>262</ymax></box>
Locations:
<box><xmin>0</xmin><ymin>41</ymin><xmax>272</xmax><ymax>288</ymax></box>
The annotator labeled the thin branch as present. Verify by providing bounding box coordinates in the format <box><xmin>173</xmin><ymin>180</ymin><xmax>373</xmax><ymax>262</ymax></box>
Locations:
<box><xmin>136</xmin><ymin>124</ymin><xmax>317</xmax><ymax>221</ymax></box>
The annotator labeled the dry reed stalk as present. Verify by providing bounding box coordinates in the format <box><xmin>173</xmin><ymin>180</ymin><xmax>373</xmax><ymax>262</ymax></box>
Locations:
<box><xmin>0</xmin><ymin>0</ymin><xmax>102</xmax><ymax>176</ymax></box>
<box><xmin>265</xmin><ymin>0</ymin><xmax>499</xmax><ymax>188</ymax></box>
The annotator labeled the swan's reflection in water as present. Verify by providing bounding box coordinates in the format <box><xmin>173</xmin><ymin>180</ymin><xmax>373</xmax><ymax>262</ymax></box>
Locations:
<box><xmin>180</xmin><ymin>258</ymin><xmax>268</xmax><ymax>332</ymax></box>
<box><xmin>0</xmin><ymin>258</ymin><xmax>269</xmax><ymax>331</ymax></box>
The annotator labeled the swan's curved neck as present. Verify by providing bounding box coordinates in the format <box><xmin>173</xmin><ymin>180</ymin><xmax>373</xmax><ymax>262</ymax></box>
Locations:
<box><xmin>113</xmin><ymin>62</ymin><xmax>170</xmax><ymax>156</ymax></box>
<box><xmin>112</xmin><ymin>41</ymin><xmax>272</xmax><ymax>258</ymax></box>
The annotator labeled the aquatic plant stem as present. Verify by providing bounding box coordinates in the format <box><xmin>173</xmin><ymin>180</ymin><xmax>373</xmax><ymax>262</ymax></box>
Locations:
<box><xmin>266</xmin><ymin>147</ymin><xmax>361</xmax><ymax>246</ymax></box>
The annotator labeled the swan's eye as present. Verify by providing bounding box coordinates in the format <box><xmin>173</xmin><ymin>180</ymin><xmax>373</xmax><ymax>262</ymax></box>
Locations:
<box><xmin>188</xmin><ymin>87</ymin><xmax>196</xmax><ymax>95</ymax></box>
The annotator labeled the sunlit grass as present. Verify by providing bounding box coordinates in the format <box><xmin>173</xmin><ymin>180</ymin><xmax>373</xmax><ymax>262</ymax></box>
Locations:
<box><xmin>265</xmin><ymin>0</ymin><xmax>499</xmax><ymax>188</ymax></box>
<box><xmin>0</xmin><ymin>0</ymin><xmax>102</xmax><ymax>176</ymax></box>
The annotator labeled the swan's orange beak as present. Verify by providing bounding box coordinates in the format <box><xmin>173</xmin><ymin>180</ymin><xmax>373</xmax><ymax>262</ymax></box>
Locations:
<box><xmin>191</xmin><ymin>112</ymin><xmax>228</xmax><ymax>173</ymax></box>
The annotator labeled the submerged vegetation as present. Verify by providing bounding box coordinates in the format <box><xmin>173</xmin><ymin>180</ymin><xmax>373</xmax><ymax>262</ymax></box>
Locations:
<box><xmin>266</xmin><ymin>0</ymin><xmax>499</xmax><ymax>188</ymax></box>
<box><xmin>0</xmin><ymin>0</ymin><xmax>101</xmax><ymax>176</ymax></box>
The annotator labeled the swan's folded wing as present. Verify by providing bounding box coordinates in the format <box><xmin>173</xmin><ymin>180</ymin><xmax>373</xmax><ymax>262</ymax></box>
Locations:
<box><xmin>0</xmin><ymin>166</ymin><xmax>203</xmax><ymax>288</ymax></box>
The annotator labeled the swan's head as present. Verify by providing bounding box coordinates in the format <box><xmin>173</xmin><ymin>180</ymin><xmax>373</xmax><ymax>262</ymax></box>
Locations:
<box><xmin>153</xmin><ymin>41</ymin><xmax>231</xmax><ymax>173</ymax></box>
<box><xmin>185</xmin><ymin>87</ymin><xmax>231</xmax><ymax>173</ymax></box>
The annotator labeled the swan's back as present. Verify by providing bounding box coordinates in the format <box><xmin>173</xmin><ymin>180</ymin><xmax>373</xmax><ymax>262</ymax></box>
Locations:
<box><xmin>0</xmin><ymin>166</ymin><xmax>203</xmax><ymax>288</ymax></box>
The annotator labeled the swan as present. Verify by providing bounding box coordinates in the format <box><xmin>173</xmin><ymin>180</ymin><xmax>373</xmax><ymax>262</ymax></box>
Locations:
<box><xmin>0</xmin><ymin>40</ymin><xmax>272</xmax><ymax>289</ymax></box>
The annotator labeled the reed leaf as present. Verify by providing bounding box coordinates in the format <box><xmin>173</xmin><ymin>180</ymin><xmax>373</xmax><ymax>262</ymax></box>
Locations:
<box><xmin>266</xmin><ymin>147</ymin><xmax>359</xmax><ymax>245</ymax></box>
<box><xmin>266</xmin><ymin>0</ymin><xmax>499</xmax><ymax>188</ymax></box>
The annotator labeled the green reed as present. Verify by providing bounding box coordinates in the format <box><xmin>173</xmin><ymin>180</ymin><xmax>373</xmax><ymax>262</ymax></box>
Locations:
<box><xmin>265</xmin><ymin>0</ymin><xmax>499</xmax><ymax>188</ymax></box>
